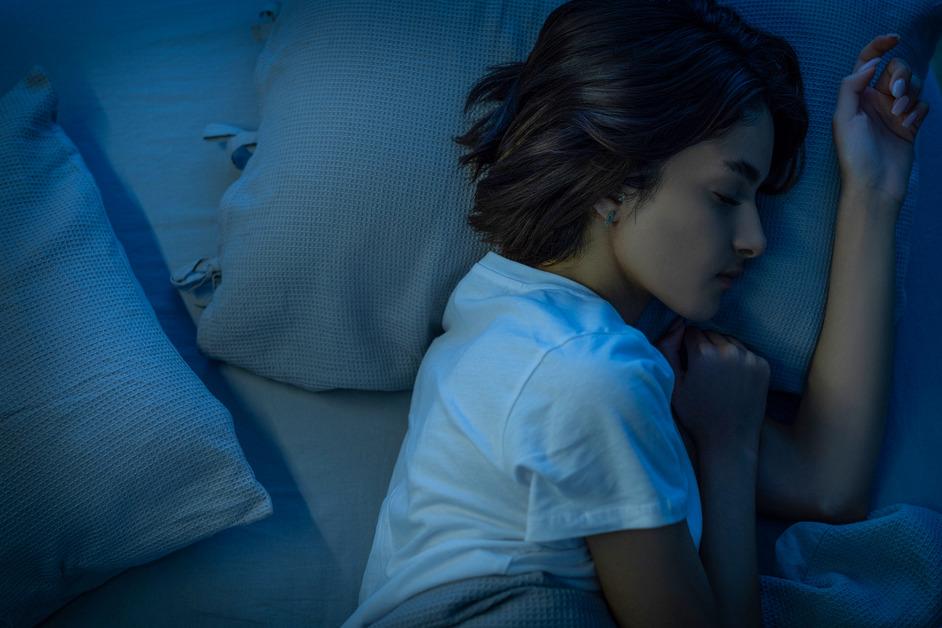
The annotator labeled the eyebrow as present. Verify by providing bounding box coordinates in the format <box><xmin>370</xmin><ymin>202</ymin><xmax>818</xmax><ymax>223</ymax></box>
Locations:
<box><xmin>723</xmin><ymin>158</ymin><xmax>761</xmax><ymax>185</ymax></box>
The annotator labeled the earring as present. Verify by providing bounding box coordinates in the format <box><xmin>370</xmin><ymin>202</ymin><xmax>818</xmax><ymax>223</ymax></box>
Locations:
<box><xmin>604</xmin><ymin>193</ymin><xmax>624</xmax><ymax>226</ymax></box>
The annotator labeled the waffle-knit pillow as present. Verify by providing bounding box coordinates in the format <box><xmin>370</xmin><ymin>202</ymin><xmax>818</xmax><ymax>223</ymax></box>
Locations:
<box><xmin>181</xmin><ymin>0</ymin><xmax>941</xmax><ymax>393</ymax></box>
<box><xmin>0</xmin><ymin>66</ymin><xmax>273</xmax><ymax>627</ymax></box>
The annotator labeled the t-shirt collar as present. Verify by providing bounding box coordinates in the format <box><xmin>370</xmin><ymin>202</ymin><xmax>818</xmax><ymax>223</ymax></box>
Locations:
<box><xmin>477</xmin><ymin>251</ymin><xmax>604</xmax><ymax>301</ymax></box>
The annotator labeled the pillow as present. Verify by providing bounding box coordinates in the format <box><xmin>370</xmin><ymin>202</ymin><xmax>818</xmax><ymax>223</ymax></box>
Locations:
<box><xmin>178</xmin><ymin>0</ymin><xmax>942</xmax><ymax>394</ymax></box>
<box><xmin>0</xmin><ymin>66</ymin><xmax>273</xmax><ymax>627</ymax></box>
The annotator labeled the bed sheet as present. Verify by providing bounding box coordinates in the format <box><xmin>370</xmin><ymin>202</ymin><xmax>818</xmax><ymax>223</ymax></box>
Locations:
<box><xmin>2</xmin><ymin>0</ymin><xmax>940</xmax><ymax>624</ymax></box>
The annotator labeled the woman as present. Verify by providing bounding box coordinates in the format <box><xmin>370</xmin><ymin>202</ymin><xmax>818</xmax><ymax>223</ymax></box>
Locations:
<box><xmin>345</xmin><ymin>0</ymin><xmax>928</xmax><ymax>626</ymax></box>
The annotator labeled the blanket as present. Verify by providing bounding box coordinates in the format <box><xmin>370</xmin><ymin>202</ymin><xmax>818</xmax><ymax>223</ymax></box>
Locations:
<box><xmin>368</xmin><ymin>504</ymin><xmax>942</xmax><ymax>627</ymax></box>
<box><xmin>759</xmin><ymin>503</ymin><xmax>942</xmax><ymax>627</ymax></box>
<box><xmin>369</xmin><ymin>570</ymin><xmax>616</xmax><ymax>628</ymax></box>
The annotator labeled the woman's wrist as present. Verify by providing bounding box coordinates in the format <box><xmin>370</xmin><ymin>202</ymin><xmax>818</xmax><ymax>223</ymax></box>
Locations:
<box><xmin>839</xmin><ymin>180</ymin><xmax>903</xmax><ymax>219</ymax></box>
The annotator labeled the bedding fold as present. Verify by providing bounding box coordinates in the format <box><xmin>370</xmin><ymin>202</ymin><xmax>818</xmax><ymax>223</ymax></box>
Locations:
<box><xmin>361</xmin><ymin>503</ymin><xmax>942</xmax><ymax>628</ymax></box>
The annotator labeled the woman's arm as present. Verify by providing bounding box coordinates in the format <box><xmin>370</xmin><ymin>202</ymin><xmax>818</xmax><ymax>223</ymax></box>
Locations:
<box><xmin>698</xmin><ymin>439</ymin><xmax>763</xmax><ymax>627</ymax></box>
<box><xmin>787</xmin><ymin>188</ymin><xmax>897</xmax><ymax>519</ymax></box>
<box><xmin>588</xmin><ymin>433</ymin><xmax>762</xmax><ymax>628</ymax></box>
<box><xmin>754</xmin><ymin>188</ymin><xmax>897</xmax><ymax>522</ymax></box>
<box><xmin>754</xmin><ymin>33</ymin><xmax>927</xmax><ymax>523</ymax></box>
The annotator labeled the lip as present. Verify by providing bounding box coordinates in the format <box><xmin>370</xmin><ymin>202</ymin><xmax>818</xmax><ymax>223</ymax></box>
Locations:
<box><xmin>717</xmin><ymin>275</ymin><xmax>734</xmax><ymax>289</ymax></box>
<box><xmin>718</xmin><ymin>268</ymin><xmax>744</xmax><ymax>279</ymax></box>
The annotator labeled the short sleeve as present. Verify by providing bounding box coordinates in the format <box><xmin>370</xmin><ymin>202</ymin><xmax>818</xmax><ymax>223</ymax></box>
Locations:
<box><xmin>501</xmin><ymin>332</ymin><xmax>691</xmax><ymax>544</ymax></box>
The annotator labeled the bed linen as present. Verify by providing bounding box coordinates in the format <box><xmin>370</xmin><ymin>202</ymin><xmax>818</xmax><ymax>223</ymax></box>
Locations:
<box><xmin>2</xmin><ymin>1</ymin><xmax>397</xmax><ymax>625</ymax></box>
<box><xmin>0</xmin><ymin>66</ymin><xmax>272</xmax><ymax>628</ymax></box>
<box><xmin>360</xmin><ymin>504</ymin><xmax>942</xmax><ymax>628</ymax></box>
<box><xmin>0</xmin><ymin>0</ymin><xmax>939</xmax><ymax>625</ymax></box>
<box><xmin>367</xmin><ymin>570</ymin><xmax>617</xmax><ymax>628</ymax></box>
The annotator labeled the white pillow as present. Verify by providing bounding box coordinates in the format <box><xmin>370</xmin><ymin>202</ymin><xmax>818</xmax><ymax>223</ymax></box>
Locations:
<box><xmin>181</xmin><ymin>0</ymin><xmax>941</xmax><ymax>393</ymax></box>
<box><xmin>0</xmin><ymin>66</ymin><xmax>273</xmax><ymax>626</ymax></box>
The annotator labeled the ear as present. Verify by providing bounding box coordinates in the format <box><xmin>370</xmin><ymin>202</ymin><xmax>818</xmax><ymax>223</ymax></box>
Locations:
<box><xmin>593</xmin><ymin>194</ymin><xmax>621</xmax><ymax>222</ymax></box>
<box><xmin>593</xmin><ymin>198</ymin><xmax>612</xmax><ymax>219</ymax></box>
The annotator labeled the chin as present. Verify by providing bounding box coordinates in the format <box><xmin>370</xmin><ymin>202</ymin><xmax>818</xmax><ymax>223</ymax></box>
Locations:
<box><xmin>650</xmin><ymin>284</ymin><xmax>721</xmax><ymax>324</ymax></box>
<box><xmin>664</xmin><ymin>299</ymin><xmax>717</xmax><ymax>324</ymax></box>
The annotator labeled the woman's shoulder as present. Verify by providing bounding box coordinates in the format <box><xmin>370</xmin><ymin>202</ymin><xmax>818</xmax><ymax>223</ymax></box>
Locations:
<box><xmin>503</xmin><ymin>327</ymin><xmax>681</xmax><ymax>471</ymax></box>
<box><xmin>544</xmin><ymin>325</ymin><xmax>664</xmax><ymax>370</ymax></box>
<box><xmin>519</xmin><ymin>327</ymin><xmax>674</xmax><ymax>409</ymax></box>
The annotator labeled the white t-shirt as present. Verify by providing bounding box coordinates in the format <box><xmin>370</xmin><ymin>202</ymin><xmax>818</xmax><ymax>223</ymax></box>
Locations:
<box><xmin>341</xmin><ymin>251</ymin><xmax>702</xmax><ymax>628</ymax></box>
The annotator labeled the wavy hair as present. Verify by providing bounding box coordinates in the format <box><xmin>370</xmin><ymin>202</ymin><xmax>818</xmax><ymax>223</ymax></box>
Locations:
<box><xmin>453</xmin><ymin>0</ymin><xmax>808</xmax><ymax>267</ymax></box>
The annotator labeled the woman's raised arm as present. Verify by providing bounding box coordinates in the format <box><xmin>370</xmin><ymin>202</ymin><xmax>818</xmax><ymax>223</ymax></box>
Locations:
<box><xmin>760</xmin><ymin>33</ymin><xmax>929</xmax><ymax>521</ymax></box>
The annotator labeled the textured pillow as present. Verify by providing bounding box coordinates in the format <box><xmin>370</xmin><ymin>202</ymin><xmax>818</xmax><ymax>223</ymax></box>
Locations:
<box><xmin>0</xmin><ymin>66</ymin><xmax>273</xmax><ymax>627</ymax></box>
<box><xmin>180</xmin><ymin>0</ymin><xmax>942</xmax><ymax>393</ymax></box>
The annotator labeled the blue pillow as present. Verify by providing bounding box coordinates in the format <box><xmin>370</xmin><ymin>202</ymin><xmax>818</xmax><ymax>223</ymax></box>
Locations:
<box><xmin>179</xmin><ymin>0</ymin><xmax>940</xmax><ymax>394</ymax></box>
<box><xmin>0</xmin><ymin>66</ymin><xmax>273</xmax><ymax>626</ymax></box>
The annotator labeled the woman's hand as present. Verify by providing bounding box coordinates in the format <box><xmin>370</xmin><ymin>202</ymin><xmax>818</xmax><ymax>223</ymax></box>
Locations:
<box><xmin>653</xmin><ymin>319</ymin><xmax>770</xmax><ymax>454</ymax></box>
<box><xmin>832</xmin><ymin>33</ymin><xmax>930</xmax><ymax>211</ymax></box>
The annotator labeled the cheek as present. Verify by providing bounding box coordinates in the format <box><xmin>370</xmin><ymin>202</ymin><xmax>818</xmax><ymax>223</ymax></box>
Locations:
<box><xmin>619</xmin><ymin>211</ymin><xmax>717</xmax><ymax>283</ymax></box>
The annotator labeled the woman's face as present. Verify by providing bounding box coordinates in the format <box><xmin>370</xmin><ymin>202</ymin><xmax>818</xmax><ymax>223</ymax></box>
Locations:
<box><xmin>609</xmin><ymin>106</ymin><xmax>775</xmax><ymax>323</ymax></box>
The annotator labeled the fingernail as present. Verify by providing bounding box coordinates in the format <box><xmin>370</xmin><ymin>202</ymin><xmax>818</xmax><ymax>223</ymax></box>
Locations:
<box><xmin>859</xmin><ymin>57</ymin><xmax>881</xmax><ymax>73</ymax></box>
<box><xmin>902</xmin><ymin>110</ymin><xmax>918</xmax><ymax>128</ymax></box>
<box><xmin>892</xmin><ymin>78</ymin><xmax>906</xmax><ymax>98</ymax></box>
<box><xmin>892</xmin><ymin>95</ymin><xmax>910</xmax><ymax>116</ymax></box>
<box><xmin>886</xmin><ymin>33</ymin><xmax>901</xmax><ymax>39</ymax></box>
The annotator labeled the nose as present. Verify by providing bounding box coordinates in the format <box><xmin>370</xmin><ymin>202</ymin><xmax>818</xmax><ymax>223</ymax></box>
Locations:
<box><xmin>735</xmin><ymin>204</ymin><xmax>767</xmax><ymax>259</ymax></box>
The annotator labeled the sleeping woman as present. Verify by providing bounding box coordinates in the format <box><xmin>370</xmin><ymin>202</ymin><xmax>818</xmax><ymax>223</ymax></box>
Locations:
<box><xmin>344</xmin><ymin>0</ymin><xmax>929</xmax><ymax>626</ymax></box>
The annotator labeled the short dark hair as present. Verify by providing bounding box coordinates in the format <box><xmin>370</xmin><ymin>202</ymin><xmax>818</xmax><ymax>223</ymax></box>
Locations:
<box><xmin>453</xmin><ymin>0</ymin><xmax>808</xmax><ymax>268</ymax></box>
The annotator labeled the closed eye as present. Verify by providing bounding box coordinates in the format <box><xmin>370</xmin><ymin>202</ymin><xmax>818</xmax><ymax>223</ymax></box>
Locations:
<box><xmin>714</xmin><ymin>192</ymin><xmax>741</xmax><ymax>207</ymax></box>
